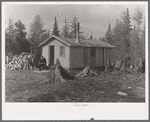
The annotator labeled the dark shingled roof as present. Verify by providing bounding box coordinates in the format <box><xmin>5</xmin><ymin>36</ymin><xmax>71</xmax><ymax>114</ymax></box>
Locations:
<box><xmin>39</xmin><ymin>35</ymin><xmax>115</xmax><ymax>48</ymax></box>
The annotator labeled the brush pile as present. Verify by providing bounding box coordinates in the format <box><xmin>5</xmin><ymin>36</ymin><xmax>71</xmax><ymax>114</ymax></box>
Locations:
<box><xmin>5</xmin><ymin>52</ymin><xmax>35</xmax><ymax>70</ymax></box>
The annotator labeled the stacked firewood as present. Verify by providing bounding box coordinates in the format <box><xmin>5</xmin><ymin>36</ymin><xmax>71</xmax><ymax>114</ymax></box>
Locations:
<box><xmin>6</xmin><ymin>52</ymin><xmax>34</xmax><ymax>70</ymax></box>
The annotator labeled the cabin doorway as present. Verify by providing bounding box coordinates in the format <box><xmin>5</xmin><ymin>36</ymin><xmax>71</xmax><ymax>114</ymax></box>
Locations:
<box><xmin>49</xmin><ymin>46</ymin><xmax>54</xmax><ymax>66</ymax></box>
<box><xmin>90</xmin><ymin>48</ymin><xmax>95</xmax><ymax>66</ymax></box>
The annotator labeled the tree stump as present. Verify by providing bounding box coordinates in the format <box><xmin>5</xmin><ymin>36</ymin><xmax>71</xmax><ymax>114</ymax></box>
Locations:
<box><xmin>113</xmin><ymin>60</ymin><xmax>123</xmax><ymax>71</ymax></box>
<box><xmin>134</xmin><ymin>57</ymin><xmax>144</xmax><ymax>75</ymax></box>
<box><xmin>54</xmin><ymin>59</ymin><xmax>76</xmax><ymax>83</ymax></box>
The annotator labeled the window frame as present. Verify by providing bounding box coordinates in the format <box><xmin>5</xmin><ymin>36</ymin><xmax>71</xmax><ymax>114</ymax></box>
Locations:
<box><xmin>60</xmin><ymin>46</ymin><xmax>65</xmax><ymax>58</ymax></box>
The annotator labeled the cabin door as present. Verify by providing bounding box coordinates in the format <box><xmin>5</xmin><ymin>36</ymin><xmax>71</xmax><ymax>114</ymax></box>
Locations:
<box><xmin>49</xmin><ymin>46</ymin><xmax>54</xmax><ymax>66</ymax></box>
<box><xmin>90</xmin><ymin>57</ymin><xmax>94</xmax><ymax>66</ymax></box>
<box><xmin>90</xmin><ymin>48</ymin><xmax>95</xmax><ymax>66</ymax></box>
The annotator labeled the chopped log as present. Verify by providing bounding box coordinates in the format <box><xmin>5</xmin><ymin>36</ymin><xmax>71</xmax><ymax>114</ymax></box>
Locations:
<box><xmin>76</xmin><ymin>66</ymin><xmax>98</xmax><ymax>78</ymax></box>
<box><xmin>54</xmin><ymin>59</ymin><xmax>76</xmax><ymax>83</ymax></box>
<box><xmin>117</xmin><ymin>91</ymin><xmax>127</xmax><ymax>96</ymax></box>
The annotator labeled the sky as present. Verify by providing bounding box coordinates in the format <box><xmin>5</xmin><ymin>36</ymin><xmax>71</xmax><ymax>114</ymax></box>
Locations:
<box><xmin>4</xmin><ymin>2</ymin><xmax>146</xmax><ymax>39</ymax></box>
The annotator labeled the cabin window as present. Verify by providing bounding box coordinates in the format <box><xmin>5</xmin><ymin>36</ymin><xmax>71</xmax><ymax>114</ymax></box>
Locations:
<box><xmin>60</xmin><ymin>46</ymin><xmax>65</xmax><ymax>58</ymax></box>
<box><xmin>90</xmin><ymin>48</ymin><xmax>96</xmax><ymax>56</ymax></box>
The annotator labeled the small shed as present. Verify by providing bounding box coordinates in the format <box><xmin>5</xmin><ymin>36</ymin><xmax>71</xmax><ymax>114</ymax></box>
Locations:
<box><xmin>39</xmin><ymin>35</ymin><xmax>115</xmax><ymax>69</ymax></box>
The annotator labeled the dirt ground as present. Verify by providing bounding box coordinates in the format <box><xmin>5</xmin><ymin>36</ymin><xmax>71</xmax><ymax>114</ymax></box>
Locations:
<box><xmin>5</xmin><ymin>69</ymin><xmax>145</xmax><ymax>102</ymax></box>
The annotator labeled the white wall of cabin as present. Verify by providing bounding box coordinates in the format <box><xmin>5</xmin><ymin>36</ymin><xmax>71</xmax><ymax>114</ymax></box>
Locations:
<box><xmin>42</xmin><ymin>39</ymin><xmax>70</xmax><ymax>68</ymax></box>
<box><xmin>42</xmin><ymin>45</ymin><xmax>49</xmax><ymax>66</ymax></box>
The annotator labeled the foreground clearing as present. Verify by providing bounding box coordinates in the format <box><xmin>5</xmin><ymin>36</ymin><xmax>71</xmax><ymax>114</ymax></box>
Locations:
<box><xmin>5</xmin><ymin>69</ymin><xmax>145</xmax><ymax>102</ymax></box>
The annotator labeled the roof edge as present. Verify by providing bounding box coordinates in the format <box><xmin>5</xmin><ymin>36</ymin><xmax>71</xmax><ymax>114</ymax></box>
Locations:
<box><xmin>38</xmin><ymin>35</ymin><xmax>71</xmax><ymax>47</ymax></box>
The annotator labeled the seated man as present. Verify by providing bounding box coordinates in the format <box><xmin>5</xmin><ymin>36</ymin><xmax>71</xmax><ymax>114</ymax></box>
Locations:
<box><xmin>38</xmin><ymin>56</ymin><xmax>46</xmax><ymax>71</ymax></box>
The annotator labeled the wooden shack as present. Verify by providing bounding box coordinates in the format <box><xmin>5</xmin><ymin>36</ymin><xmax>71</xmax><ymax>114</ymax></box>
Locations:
<box><xmin>39</xmin><ymin>23</ymin><xmax>115</xmax><ymax>69</ymax></box>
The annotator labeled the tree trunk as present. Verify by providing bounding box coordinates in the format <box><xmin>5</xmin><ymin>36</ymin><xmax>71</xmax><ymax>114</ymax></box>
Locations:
<box><xmin>54</xmin><ymin>59</ymin><xmax>76</xmax><ymax>83</ymax></box>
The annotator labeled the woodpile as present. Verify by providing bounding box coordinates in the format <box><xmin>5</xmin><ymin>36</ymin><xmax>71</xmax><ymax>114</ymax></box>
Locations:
<box><xmin>5</xmin><ymin>52</ymin><xmax>35</xmax><ymax>70</ymax></box>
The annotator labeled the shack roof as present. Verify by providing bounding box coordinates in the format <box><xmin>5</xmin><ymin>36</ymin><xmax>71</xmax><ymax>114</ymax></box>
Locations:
<box><xmin>39</xmin><ymin>35</ymin><xmax>115</xmax><ymax>48</ymax></box>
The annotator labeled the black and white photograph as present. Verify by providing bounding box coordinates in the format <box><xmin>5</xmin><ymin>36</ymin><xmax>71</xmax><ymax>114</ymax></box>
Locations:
<box><xmin>2</xmin><ymin>1</ymin><xmax>148</xmax><ymax>120</ymax></box>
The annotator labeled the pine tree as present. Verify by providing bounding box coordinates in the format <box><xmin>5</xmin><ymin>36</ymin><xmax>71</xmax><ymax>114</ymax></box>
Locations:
<box><xmin>61</xmin><ymin>17</ymin><xmax>70</xmax><ymax>37</ymax></box>
<box><xmin>130</xmin><ymin>24</ymin><xmax>138</xmax><ymax>62</ymax></box>
<box><xmin>122</xmin><ymin>8</ymin><xmax>132</xmax><ymax>54</ymax></box>
<box><xmin>89</xmin><ymin>32</ymin><xmax>93</xmax><ymax>40</ymax></box>
<box><xmin>133</xmin><ymin>6</ymin><xmax>143</xmax><ymax>30</ymax></box>
<box><xmin>42</xmin><ymin>27</ymin><xmax>50</xmax><ymax>41</ymax></box>
<box><xmin>133</xmin><ymin>6</ymin><xmax>144</xmax><ymax>58</ymax></box>
<box><xmin>14</xmin><ymin>20</ymin><xmax>26</xmax><ymax>41</ymax></box>
<box><xmin>121</xmin><ymin>8</ymin><xmax>132</xmax><ymax>71</ymax></box>
<box><xmin>47</xmin><ymin>27</ymin><xmax>50</xmax><ymax>37</ymax></box>
<box><xmin>111</xmin><ymin>19</ymin><xmax>124</xmax><ymax>62</ymax></box>
<box><xmin>29</xmin><ymin>15</ymin><xmax>46</xmax><ymax>55</ymax></box>
<box><xmin>29</xmin><ymin>15</ymin><xmax>46</xmax><ymax>45</ymax></box>
<box><xmin>108</xmin><ymin>23</ymin><xmax>111</xmax><ymax>31</ymax></box>
<box><xmin>70</xmin><ymin>15</ymin><xmax>78</xmax><ymax>38</ymax></box>
<box><xmin>52</xmin><ymin>16</ymin><xmax>60</xmax><ymax>36</ymax></box>
<box><xmin>5</xmin><ymin>18</ymin><xmax>16</xmax><ymax>55</ymax></box>
<box><xmin>105</xmin><ymin>23</ymin><xmax>113</xmax><ymax>44</ymax></box>
<box><xmin>14</xmin><ymin>20</ymin><xmax>28</xmax><ymax>53</ymax></box>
